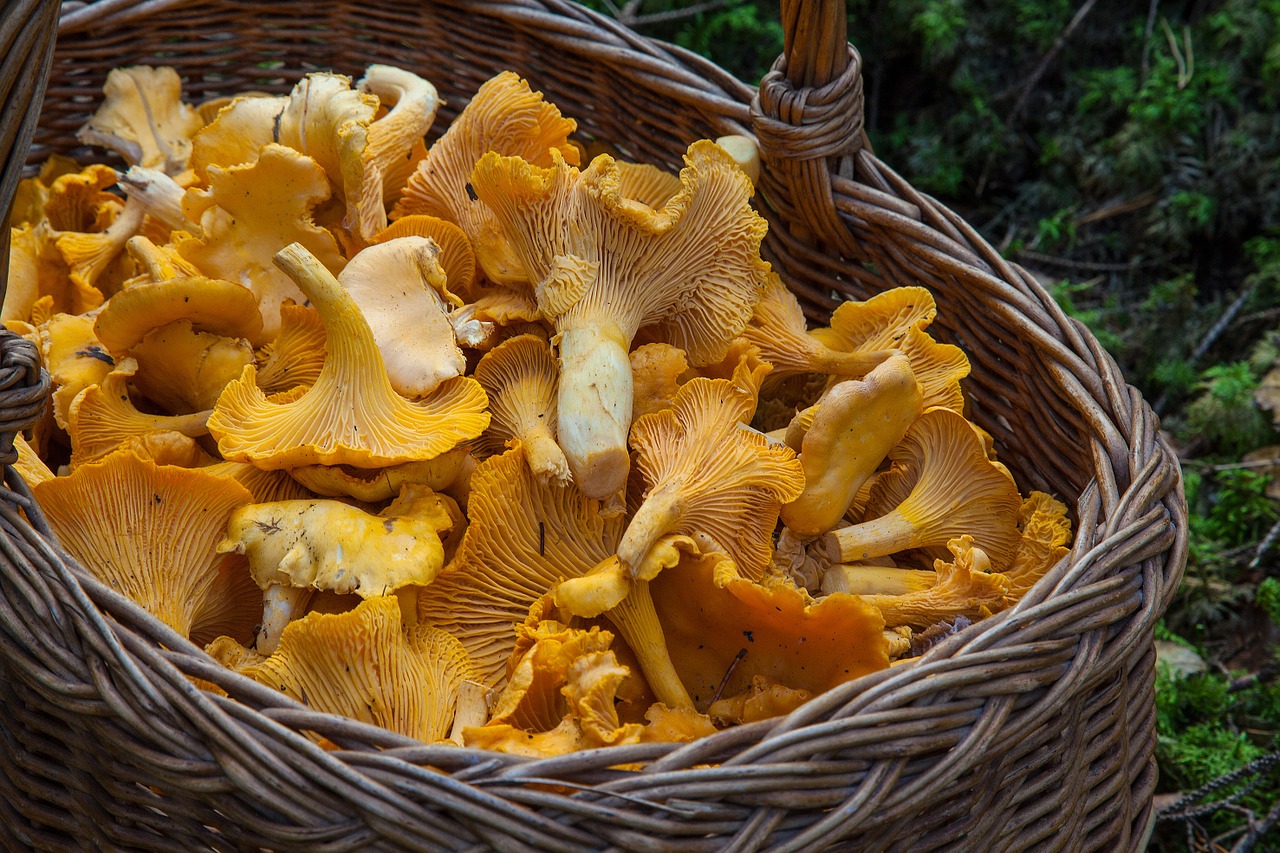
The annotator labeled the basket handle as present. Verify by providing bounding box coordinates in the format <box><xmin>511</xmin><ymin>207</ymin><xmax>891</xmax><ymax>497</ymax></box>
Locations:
<box><xmin>751</xmin><ymin>0</ymin><xmax>868</xmax><ymax>253</ymax></box>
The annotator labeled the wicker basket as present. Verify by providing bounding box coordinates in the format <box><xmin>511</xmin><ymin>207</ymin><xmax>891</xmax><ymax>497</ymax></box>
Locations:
<box><xmin>0</xmin><ymin>0</ymin><xmax>1188</xmax><ymax>849</ymax></box>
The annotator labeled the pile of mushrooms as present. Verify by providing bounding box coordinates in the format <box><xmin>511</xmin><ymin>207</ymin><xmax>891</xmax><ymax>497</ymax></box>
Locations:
<box><xmin>3</xmin><ymin>64</ymin><xmax>1073</xmax><ymax>755</ymax></box>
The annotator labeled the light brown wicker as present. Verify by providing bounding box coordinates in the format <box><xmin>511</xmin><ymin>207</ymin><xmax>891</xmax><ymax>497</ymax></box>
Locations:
<box><xmin>0</xmin><ymin>0</ymin><xmax>1188</xmax><ymax>850</ymax></box>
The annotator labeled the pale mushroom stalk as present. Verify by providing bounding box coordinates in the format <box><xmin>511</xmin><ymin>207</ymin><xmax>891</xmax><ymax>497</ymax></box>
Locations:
<box><xmin>120</xmin><ymin>166</ymin><xmax>202</xmax><ymax>234</ymax></box>
<box><xmin>555</xmin><ymin>321</ymin><xmax>633</xmax><ymax>497</ymax></box>
<box><xmin>780</xmin><ymin>354</ymin><xmax>923</xmax><ymax>538</ymax></box>
<box><xmin>820</xmin><ymin>565</ymin><xmax>937</xmax><ymax>596</ymax></box>
<box><xmin>603</xmin><ymin>579</ymin><xmax>694</xmax><ymax>710</ymax></box>
<box><xmin>616</xmin><ymin>483</ymin><xmax>684</xmax><ymax>574</ymax></box>
<box><xmin>257</xmin><ymin>585</ymin><xmax>315</xmax><ymax>654</ymax></box>
<box><xmin>815</xmin><ymin>408</ymin><xmax>1022</xmax><ymax>566</ymax></box>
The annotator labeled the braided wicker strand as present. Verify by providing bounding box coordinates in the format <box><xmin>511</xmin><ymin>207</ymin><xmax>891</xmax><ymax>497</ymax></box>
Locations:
<box><xmin>0</xmin><ymin>1</ymin><xmax>1187</xmax><ymax>850</ymax></box>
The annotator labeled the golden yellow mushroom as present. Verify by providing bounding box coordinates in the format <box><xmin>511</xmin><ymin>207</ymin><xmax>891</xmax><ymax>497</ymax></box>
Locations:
<box><xmin>780</xmin><ymin>354</ymin><xmax>923</xmax><ymax>538</ymax></box>
<box><xmin>817</xmin><ymin>407</ymin><xmax>1022</xmax><ymax>568</ymax></box>
<box><xmin>241</xmin><ymin>596</ymin><xmax>479</xmax><ymax>743</ymax></box>
<box><xmin>393</xmin><ymin>70</ymin><xmax>580</xmax><ymax>287</ymax></box>
<box><xmin>33</xmin><ymin>448</ymin><xmax>257</xmax><ymax>644</ymax></box>
<box><xmin>176</xmin><ymin>144</ymin><xmax>347</xmax><ymax>339</ymax></box>
<box><xmin>76</xmin><ymin>65</ymin><xmax>203</xmax><ymax>175</ymax></box>
<box><xmin>472</xmin><ymin>334</ymin><xmax>569</xmax><ymax>484</ymax></box>
<box><xmin>207</xmin><ymin>242</ymin><xmax>489</xmax><ymax>470</ymax></box>
<box><xmin>418</xmin><ymin>443</ymin><xmax>624</xmax><ymax>686</ymax></box>
<box><xmin>471</xmin><ymin>139</ymin><xmax>769</xmax><ymax>500</ymax></box>
<box><xmin>219</xmin><ymin>484</ymin><xmax>460</xmax><ymax>652</ymax></box>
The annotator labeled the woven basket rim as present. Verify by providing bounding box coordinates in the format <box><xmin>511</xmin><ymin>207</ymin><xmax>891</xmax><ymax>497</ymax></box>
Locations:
<box><xmin>0</xmin><ymin>1</ymin><xmax>1189</xmax><ymax>849</ymax></box>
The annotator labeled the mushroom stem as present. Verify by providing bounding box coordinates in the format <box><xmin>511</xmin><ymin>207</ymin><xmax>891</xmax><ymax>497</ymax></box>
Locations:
<box><xmin>617</xmin><ymin>485</ymin><xmax>684</xmax><ymax>576</ymax></box>
<box><xmin>818</xmin><ymin>511</ymin><xmax>919</xmax><ymax>565</ymax></box>
<box><xmin>556</xmin><ymin>322</ymin><xmax>633</xmax><ymax>500</ymax></box>
<box><xmin>603</xmin><ymin>580</ymin><xmax>694</xmax><ymax>711</ymax></box>
<box><xmin>523</xmin><ymin>421</ymin><xmax>571</xmax><ymax>484</ymax></box>
<box><xmin>255</xmin><ymin>583</ymin><xmax>315</xmax><ymax>654</ymax></box>
<box><xmin>820</xmin><ymin>565</ymin><xmax>937</xmax><ymax>596</ymax></box>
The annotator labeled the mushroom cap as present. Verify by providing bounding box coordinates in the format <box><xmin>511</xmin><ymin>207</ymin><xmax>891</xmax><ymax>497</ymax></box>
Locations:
<box><xmin>35</xmin><ymin>311</ymin><xmax>115</xmax><ymax>429</ymax></box>
<box><xmin>219</xmin><ymin>484</ymin><xmax>458</xmax><ymax>597</ymax></box>
<box><xmin>32</xmin><ymin>448</ymin><xmax>255</xmax><ymax>641</ymax></box>
<box><xmin>707</xmin><ymin>675</ymin><xmax>812</xmax><ymax>725</ymax></box>
<box><xmin>55</xmin><ymin>195</ymin><xmax>147</xmax><ymax>297</ymax></box>
<box><xmin>93</xmin><ymin>274</ymin><xmax>265</xmax><ymax>354</ymax></box>
<box><xmin>821</xmin><ymin>287</ymin><xmax>970</xmax><ymax>412</ymax></box>
<box><xmin>189</xmin><ymin>93</ymin><xmax>286</xmax><ymax>179</ymax></box>
<box><xmin>615</xmin><ymin>161</ymin><xmax>682</xmax><ymax>209</ymax></box>
<box><xmin>371</xmin><ymin>215</ymin><xmax>475</xmax><ymax>299</ymax></box>
<box><xmin>417</xmin><ymin>443</ymin><xmax>625</xmax><ymax>686</ymax></box>
<box><xmin>629</xmin><ymin>343</ymin><xmax>689</xmax><ymax>422</ymax></box>
<box><xmin>253</xmin><ymin>301</ymin><xmax>326</xmax><ymax>394</ymax></box>
<box><xmin>8</xmin><ymin>154</ymin><xmax>81</xmax><ymax>230</ymax></box>
<box><xmin>393</xmin><ymin>70</ymin><xmax>579</xmax><ymax>286</ymax></box>
<box><xmin>464</xmin><ymin>620</ymin><xmax>643</xmax><ymax>756</ymax></box>
<box><xmin>287</xmin><ymin>447</ymin><xmax>470</xmax><ymax>503</ymax></box>
<box><xmin>474</xmin><ymin>139</ymin><xmax>768</xmax><ymax>364</ymax></box>
<box><xmin>66</xmin><ymin>360</ymin><xmax>211</xmax><ymax>469</ymax></box>
<box><xmin>207</xmin><ymin>243</ymin><xmax>489</xmax><ymax>469</ymax></box>
<box><xmin>472</xmin><ymin>334</ymin><xmax>569</xmax><ymax>484</ymax></box>
<box><xmin>275</xmin><ymin>72</ymin><xmax>378</xmax><ymax>218</ymax></box>
<box><xmin>622</xmin><ymin>366</ymin><xmax>804</xmax><ymax>579</ymax></box>
<box><xmin>648</xmin><ymin>550</ymin><xmax>889</xmax><ymax>712</ymax></box>
<box><xmin>128</xmin><ymin>321</ymin><xmax>256</xmax><ymax>413</ymax></box>
<box><xmin>353</xmin><ymin>65</ymin><xmax>440</xmax><ymax>241</ymax></box>
<box><xmin>742</xmin><ymin>272</ymin><xmax>892</xmax><ymax>389</ymax></box>
<box><xmin>1003</xmin><ymin>491</ymin><xmax>1072</xmax><ymax>603</ymax></box>
<box><xmin>76</xmin><ymin>66</ymin><xmax>203</xmax><ymax>174</ymax></box>
<box><xmin>337</xmin><ymin>236</ymin><xmax>465</xmax><ymax>398</ymax></box>
<box><xmin>242</xmin><ymin>595</ymin><xmax>479</xmax><ymax>743</ymax></box>
<box><xmin>43</xmin><ymin>164</ymin><xmax>120</xmax><ymax>233</ymax></box>
<box><xmin>176</xmin><ymin>144</ymin><xmax>347</xmax><ymax>339</ymax></box>
<box><xmin>199</xmin><ymin>460</ymin><xmax>316</xmax><ymax>504</ymax></box>
<box><xmin>9</xmin><ymin>225</ymin><xmax>104</xmax><ymax>321</ymax></box>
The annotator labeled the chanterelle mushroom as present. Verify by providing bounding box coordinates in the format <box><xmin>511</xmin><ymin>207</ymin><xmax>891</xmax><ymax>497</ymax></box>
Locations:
<box><xmin>741</xmin><ymin>272</ymin><xmax>894</xmax><ymax>390</ymax></box>
<box><xmin>76</xmin><ymin>66</ymin><xmax>203</xmax><ymax>175</ymax></box>
<box><xmin>858</xmin><ymin>535</ymin><xmax>1011</xmax><ymax>629</ymax></box>
<box><xmin>33</xmin><ymin>448</ymin><xmax>256</xmax><ymax>643</ymax></box>
<box><xmin>816</xmin><ymin>407</ymin><xmax>1022</xmax><ymax>567</ymax></box>
<box><xmin>814</xmin><ymin>286</ymin><xmax>970</xmax><ymax>412</ymax></box>
<box><xmin>241</xmin><ymin>595</ymin><xmax>479</xmax><ymax>743</ymax></box>
<box><xmin>471</xmin><ymin>139</ymin><xmax>769</xmax><ymax>500</ymax></box>
<box><xmin>417</xmin><ymin>443</ymin><xmax>624</xmax><ymax>686</ymax></box>
<box><xmin>207</xmin><ymin>243</ymin><xmax>489</xmax><ymax>469</ymax></box>
<box><xmin>336</xmin><ymin>236</ymin><xmax>464</xmax><ymax>398</ymax></box>
<box><xmin>780</xmin><ymin>353</ymin><xmax>923</xmax><ymax>538</ymax></box>
<box><xmin>472</xmin><ymin>334</ymin><xmax>570</xmax><ymax>484</ymax></box>
<box><xmin>176</xmin><ymin>143</ymin><xmax>347</xmax><ymax>338</ymax></box>
<box><xmin>219</xmin><ymin>483</ymin><xmax>460</xmax><ymax>653</ymax></box>
<box><xmin>392</xmin><ymin>70</ymin><xmax>580</xmax><ymax>286</ymax></box>
<box><xmin>621</xmin><ymin>362</ymin><xmax>804</xmax><ymax>579</ymax></box>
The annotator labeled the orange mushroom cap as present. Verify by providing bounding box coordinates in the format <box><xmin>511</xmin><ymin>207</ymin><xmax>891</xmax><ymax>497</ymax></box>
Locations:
<box><xmin>242</xmin><ymin>595</ymin><xmax>480</xmax><ymax>743</ymax></box>
<box><xmin>33</xmin><ymin>448</ymin><xmax>256</xmax><ymax>642</ymax></box>
<box><xmin>417</xmin><ymin>443</ymin><xmax>625</xmax><ymax>686</ymax></box>
<box><xmin>207</xmin><ymin>242</ymin><xmax>489</xmax><ymax>469</ymax></box>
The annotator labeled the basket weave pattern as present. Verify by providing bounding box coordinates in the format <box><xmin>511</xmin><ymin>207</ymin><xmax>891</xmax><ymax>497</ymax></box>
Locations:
<box><xmin>0</xmin><ymin>1</ymin><xmax>1188</xmax><ymax>850</ymax></box>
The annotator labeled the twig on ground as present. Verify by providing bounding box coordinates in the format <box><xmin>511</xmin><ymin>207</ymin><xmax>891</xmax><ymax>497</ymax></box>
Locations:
<box><xmin>1249</xmin><ymin>517</ymin><xmax>1280</xmax><ymax>570</ymax></box>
